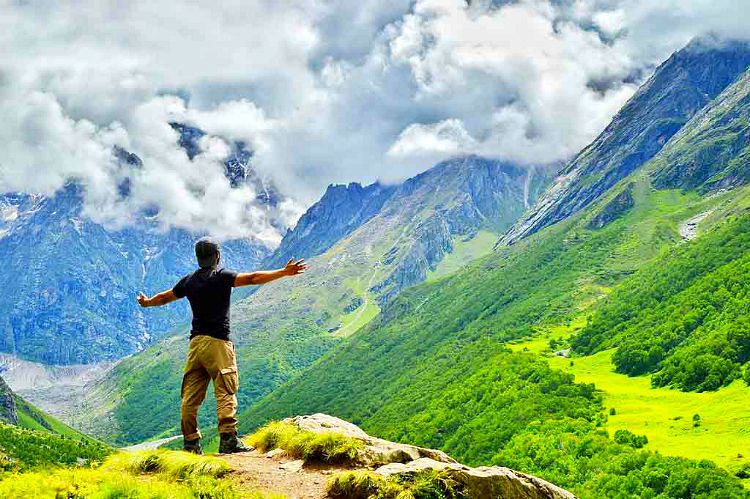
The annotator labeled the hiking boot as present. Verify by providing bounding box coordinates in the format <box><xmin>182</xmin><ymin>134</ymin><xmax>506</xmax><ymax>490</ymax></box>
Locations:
<box><xmin>183</xmin><ymin>437</ymin><xmax>203</xmax><ymax>454</ymax></box>
<box><xmin>219</xmin><ymin>432</ymin><xmax>253</xmax><ymax>454</ymax></box>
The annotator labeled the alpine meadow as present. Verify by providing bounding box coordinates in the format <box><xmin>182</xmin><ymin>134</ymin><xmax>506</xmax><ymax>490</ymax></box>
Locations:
<box><xmin>1</xmin><ymin>2</ymin><xmax>750</xmax><ymax>498</ymax></box>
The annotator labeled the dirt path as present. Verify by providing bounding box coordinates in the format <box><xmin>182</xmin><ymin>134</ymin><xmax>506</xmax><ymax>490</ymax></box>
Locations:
<box><xmin>123</xmin><ymin>435</ymin><xmax>181</xmax><ymax>451</ymax></box>
<box><xmin>223</xmin><ymin>450</ymin><xmax>347</xmax><ymax>499</ymax></box>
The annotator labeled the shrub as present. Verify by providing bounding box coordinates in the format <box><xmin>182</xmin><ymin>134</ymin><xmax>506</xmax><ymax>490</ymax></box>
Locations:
<box><xmin>327</xmin><ymin>469</ymin><xmax>466</xmax><ymax>499</ymax></box>
<box><xmin>613</xmin><ymin>429</ymin><xmax>648</xmax><ymax>449</ymax></box>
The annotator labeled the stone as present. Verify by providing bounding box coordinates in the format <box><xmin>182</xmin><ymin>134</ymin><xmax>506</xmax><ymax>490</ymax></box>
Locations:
<box><xmin>266</xmin><ymin>448</ymin><xmax>285</xmax><ymax>459</ymax></box>
<box><xmin>279</xmin><ymin>459</ymin><xmax>304</xmax><ymax>473</ymax></box>
<box><xmin>376</xmin><ymin>458</ymin><xmax>576</xmax><ymax>499</ymax></box>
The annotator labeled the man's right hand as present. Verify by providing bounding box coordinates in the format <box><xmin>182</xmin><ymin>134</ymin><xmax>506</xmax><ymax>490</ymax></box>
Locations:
<box><xmin>137</xmin><ymin>292</ymin><xmax>150</xmax><ymax>307</ymax></box>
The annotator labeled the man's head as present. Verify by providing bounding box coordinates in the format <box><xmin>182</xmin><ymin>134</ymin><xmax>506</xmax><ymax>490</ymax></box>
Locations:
<box><xmin>195</xmin><ymin>237</ymin><xmax>220</xmax><ymax>268</ymax></box>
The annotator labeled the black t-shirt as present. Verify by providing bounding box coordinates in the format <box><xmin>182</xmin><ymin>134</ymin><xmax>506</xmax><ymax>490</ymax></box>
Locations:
<box><xmin>173</xmin><ymin>267</ymin><xmax>238</xmax><ymax>340</ymax></box>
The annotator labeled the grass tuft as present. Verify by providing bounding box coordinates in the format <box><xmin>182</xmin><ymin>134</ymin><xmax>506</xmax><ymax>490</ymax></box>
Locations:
<box><xmin>248</xmin><ymin>421</ymin><xmax>362</xmax><ymax>463</ymax></box>
<box><xmin>326</xmin><ymin>469</ymin><xmax>466</xmax><ymax>499</ymax></box>
<box><xmin>104</xmin><ymin>448</ymin><xmax>231</xmax><ymax>479</ymax></box>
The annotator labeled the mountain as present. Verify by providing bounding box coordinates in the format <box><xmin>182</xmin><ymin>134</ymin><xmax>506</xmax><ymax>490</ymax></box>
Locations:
<box><xmin>571</xmin><ymin>68</ymin><xmax>750</xmax><ymax>391</ymax></box>
<box><xmin>501</xmin><ymin>36</ymin><xmax>750</xmax><ymax>245</ymax></box>
<box><xmin>0</xmin><ymin>123</ymin><xmax>292</xmax><ymax>365</ymax></box>
<box><xmin>74</xmin><ymin>155</ymin><xmax>552</xmax><ymax>445</ymax></box>
<box><xmin>268</xmin><ymin>181</ymin><xmax>397</xmax><ymax>266</ymax></box>
<box><xmin>227</xmin><ymin>40</ymin><xmax>750</xmax><ymax>496</ymax></box>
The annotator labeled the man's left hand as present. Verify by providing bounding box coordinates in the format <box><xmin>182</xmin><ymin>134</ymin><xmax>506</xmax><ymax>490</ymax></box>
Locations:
<box><xmin>137</xmin><ymin>292</ymin><xmax>150</xmax><ymax>307</ymax></box>
<box><xmin>284</xmin><ymin>258</ymin><xmax>307</xmax><ymax>276</ymax></box>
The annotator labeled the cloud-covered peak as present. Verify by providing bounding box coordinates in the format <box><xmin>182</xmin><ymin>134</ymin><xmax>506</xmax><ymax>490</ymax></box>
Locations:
<box><xmin>0</xmin><ymin>0</ymin><xmax>748</xmax><ymax>241</ymax></box>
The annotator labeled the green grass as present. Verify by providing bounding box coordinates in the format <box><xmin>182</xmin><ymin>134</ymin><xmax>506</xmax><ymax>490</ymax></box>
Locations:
<box><xmin>14</xmin><ymin>396</ymin><xmax>101</xmax><ymax>443</ymax></box>
<box><xmin>247</xmin><ymin>421</ymin><xmax>362</xmax><ymax>463</ymax></box>
<box><xmin>426</xmin><ymin>230</ymin><xmax>499</xmax><ymax>281</ymax></box>
<box><xmin>0</xmin><ymin>422</ymin><xmax>110</xmax><ymax>471</ymax></box>
<box><xmin>511</xmin><ymin>322</ymin><xmax>750</xmax><ymax>478</ymax></box>
<box><xmin>335</xmin><ymin>298</ymin><xmax>380</xmax><ymax>338</ymax></box>
<box><xmin>0</xmin><ymin>449</ymin><xmax>284</xmax><ymax>499</ymax></box>
<box><xmin>104</xmin><ymin>449</ymin><xmax>230</xmax><ymax>479</ymax></box>
<box><xmin>335</xmin><ymin>277</ymin><xmax>381</xmax><ymax>338</ymax></box>
<box><xmin>550</xmin><ymin>351</ymin><xmax>750</xmax><ymax>473</ymax></box>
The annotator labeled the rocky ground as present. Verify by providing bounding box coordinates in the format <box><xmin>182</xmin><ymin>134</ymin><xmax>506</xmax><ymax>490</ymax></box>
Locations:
<box><xmin>214</xmin><ymin>414</ymin><xmax>576</xmax><ymax>499</ymax></box>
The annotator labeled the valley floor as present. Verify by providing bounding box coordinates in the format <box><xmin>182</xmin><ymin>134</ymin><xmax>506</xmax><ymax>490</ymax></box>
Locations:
<box><xmin>510</xmin><ymin>324</ymin><xmax>750</xmax><ymax>481</ymax></box>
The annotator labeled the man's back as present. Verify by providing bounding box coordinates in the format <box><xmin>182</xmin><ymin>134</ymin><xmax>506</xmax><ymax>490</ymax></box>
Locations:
<box><xmin>173</xmin><ymin>267</ymin><xmax>237</xmax><ymax>340</ymax></box>
<box><xmin>136</xmin><ymin>237</ymin><xmax>305</xmax><ymax>455</ymax></box>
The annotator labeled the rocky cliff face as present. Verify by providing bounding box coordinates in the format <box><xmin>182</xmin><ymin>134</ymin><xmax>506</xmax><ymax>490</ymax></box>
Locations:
<box><xmin>269</xmin><ymin>181</ymin><xmax>396</xmax><ymax>266</ymax></box>
<box><xmin>0</xmin><ymin>376</ymin><xmax>18</xmax><ymax>426</ymax></box>
<box><xmin>587</xmin><ymin>183</ymin><xmax>635</xmax><ymax>230</ymax></box>
<box><xmin>372</xmin><ymin>156</ymin><xmax>550</xmax><ymax>303</ymax></box>
<box><xmin>502</xmin><ymin>36</ymin><xmax>750</xmax><ymax>245</ymax></box>
<box><xmin>651</xmin><ymin>68</ymin><xmax>750</xmax><ymax>192</ymax></box>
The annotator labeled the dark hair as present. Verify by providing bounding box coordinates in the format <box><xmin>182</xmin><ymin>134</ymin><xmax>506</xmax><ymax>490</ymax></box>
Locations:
<box><xmin>195</xmin><ymin>237</ymin><xmax>220</xmax><ymax>268</ymax></box>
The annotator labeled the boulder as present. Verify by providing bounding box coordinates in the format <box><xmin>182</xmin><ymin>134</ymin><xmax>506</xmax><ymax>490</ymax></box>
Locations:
<box><xmin>377</xmin><ymin>458</ymin><xmax>576</xmax><ymax>499</ymax></box>
<box><xmin>286</xmin><ymin>413</ymin><xmax>456</xmax><ymax>466</ymax></box>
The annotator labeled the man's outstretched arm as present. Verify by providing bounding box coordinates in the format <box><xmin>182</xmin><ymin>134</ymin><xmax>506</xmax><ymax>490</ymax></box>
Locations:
<box><xmin>234</xmin><ymin>258</ymin><xmax>307</xmax><ymax>287</ymax></box>
<box><xmin>137</xmin><ymin>289</ymin><xmax>179</xmax><ymax>307</ymax></box>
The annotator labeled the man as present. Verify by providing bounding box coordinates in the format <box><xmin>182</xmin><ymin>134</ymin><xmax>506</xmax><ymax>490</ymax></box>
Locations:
<box><xmin>136</xmin><ymin>237</ymin><xmax>306</xmax><ymax>454</ymax></box>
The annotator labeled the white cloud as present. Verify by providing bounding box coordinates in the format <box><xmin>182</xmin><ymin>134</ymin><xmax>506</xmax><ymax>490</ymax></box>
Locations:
<box><xmin>388</xmin><ymin>119</ymin><xmax>477</xmax><ymax>160</ymax></box>
<box><xmin>0</xmin><ymin>0</ymin><xmax>748</xmax><ymax>241</ymax></box>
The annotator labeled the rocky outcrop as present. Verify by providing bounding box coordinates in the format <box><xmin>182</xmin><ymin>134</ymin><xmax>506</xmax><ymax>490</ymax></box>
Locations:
<box><xmin>284</xmin><ymin>414</ymin><xmax>575</xmax><ymax>499</ymax></box>
<box><xmin>502</xmin><ymin>36</ymin><xmax>750</xmax><ymax>245</ymax></box>
<box><xmin>587</xmin><ymin>183</ymin><xmax>635</xmax><ymax>229</ymax></box>
<box><xmin>0</xmin><ymin>376</ymin><xmax>18</xmax><ymax>425</ymax></box>
<box><xmin>377</xmin><ymin>458</ymin><xmax>575</xmax><ymax>499</ymax></box>
<box><xmin>288</xmin><ymin>414</ymin><xmax>456</xmax><ymax>467</ymax></box>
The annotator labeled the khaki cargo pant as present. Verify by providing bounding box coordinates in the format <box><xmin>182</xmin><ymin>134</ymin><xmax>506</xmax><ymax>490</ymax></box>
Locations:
<box><xmin>181</xmin><ymin>335</ymin><xmax>239</xmax><ymax>440</ymax></box>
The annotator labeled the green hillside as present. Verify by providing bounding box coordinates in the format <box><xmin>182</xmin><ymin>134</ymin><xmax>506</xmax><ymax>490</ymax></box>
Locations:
<box><xmin>571</xmin><ymin>69</ymin><xmax>750</xmax><ymax>392</ymax></box>
<box><xmin>573</xmin><ymin>205</ymin><xmax>750</xmax><ymax>391</ymax></box>
<box><xmin>239</xmin><ymin>184</ymin><xmax>750</xmax><ymax>497</ymax></box>
<box><xmin>14</xmin><ymin>395</ymin><xmax>99</xmax><ymax>442</ymax></box>
<box><xmin>76</xmin><ymin>158</ymin><xmax>549</xmax><ymax>445</ymax></box>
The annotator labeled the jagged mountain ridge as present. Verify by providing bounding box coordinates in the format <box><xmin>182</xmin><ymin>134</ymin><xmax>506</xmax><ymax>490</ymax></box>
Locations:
<box><xmin>267</xmin><ymin>181</ymin><xmax>397</xmax><ymax>267</ymax></box>
<box><xmin>0</xmin><ymin>122</ymin><xmax>293</xmax><ymax>365</ymax></box>
<box><xmin>501</xmin><ymin>36</ymin><xmax>750</xmax><ymax>245</ymax></box>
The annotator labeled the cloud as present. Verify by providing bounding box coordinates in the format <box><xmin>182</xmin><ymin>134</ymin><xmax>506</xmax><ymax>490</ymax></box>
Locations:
<box><xmin>388</xmin><ymin>119</ymin><xmax>477</xmax><ymax>162</ymax></box>
<box><xmin>0</xmin><ymin>0</ymin><xmax>749</xmax><ymax>241</ymax></box>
